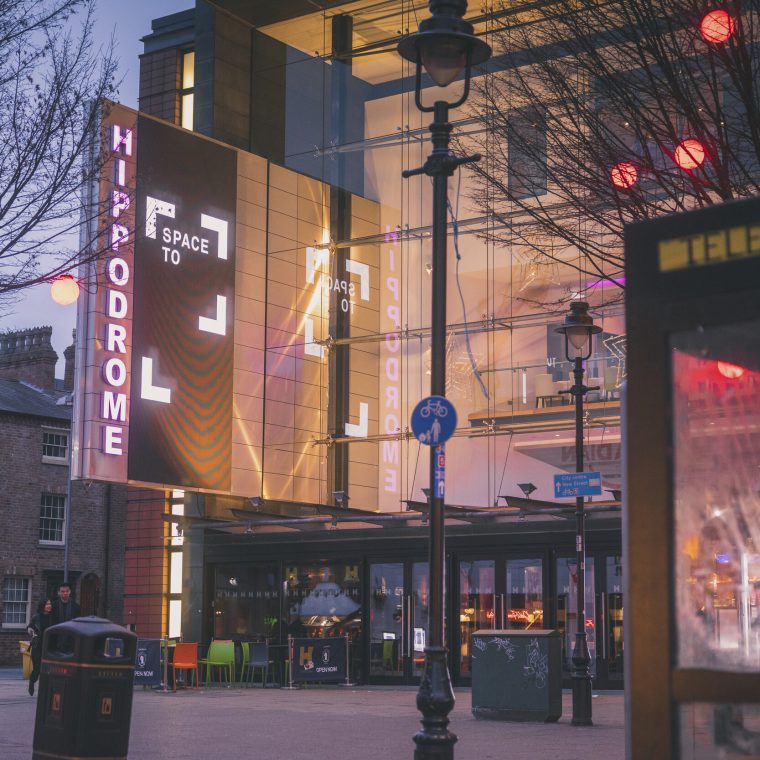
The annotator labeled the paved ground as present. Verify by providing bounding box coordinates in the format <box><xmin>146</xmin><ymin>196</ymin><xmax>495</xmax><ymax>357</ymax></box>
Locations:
<box><xmin>0</xmin><ymin>668</ymin><xmax>624</xmax><ymax>760</ymax></box>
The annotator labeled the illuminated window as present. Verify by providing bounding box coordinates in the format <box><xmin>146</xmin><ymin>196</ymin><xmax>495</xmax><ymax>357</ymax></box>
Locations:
<box><xmin>2</xmin><ymin>577</ymin><xmax>31</xmax><ymax>628</ymax></box>
<box><xmin>168</xmin><ymin>490</ymin><xmax>184</xmax><ymax>638</ymax></box>
<box><xmin>42</xmin><ymin>428</ymin><xmax>68</xmax><ymax>462</ymax></box>
<box><xmin>180</xmin><ymin>50</ymin><xmax>194</xmax><ymax>130</ymax></box>
<box><xmin>39</xmin><ymin>493</ymin><xmax>66</xmax><ymax>544</ymax></box>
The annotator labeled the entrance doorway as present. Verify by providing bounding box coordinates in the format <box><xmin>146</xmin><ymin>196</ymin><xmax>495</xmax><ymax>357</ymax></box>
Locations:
<box><xmin>367</xmin><ymin>560</ymin><xmax>429</xmax><ymax>683</ymax></box>
<box><xmin>556</xmin><ymin>552</ymin><xmax>623</xmax><ymax>688</ymax></box>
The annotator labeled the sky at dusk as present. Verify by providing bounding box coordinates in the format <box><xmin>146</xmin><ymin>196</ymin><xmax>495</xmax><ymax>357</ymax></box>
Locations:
<box><xmin>0</xmin><ymin>0</ymin><xmax>192</xmax><ymax>370</ymax></box>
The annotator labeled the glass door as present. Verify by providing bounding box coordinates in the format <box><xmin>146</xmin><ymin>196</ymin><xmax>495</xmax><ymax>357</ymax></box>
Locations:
<box><xmin>597</xmin><ymin>553</ymin><xmax>624</xmax><ymax>685</ymax></box>
<box><xmin>556</xmin><ymin>556</ymin><xmax>597</xmax><ymax>678</ymax></box>
<box><xmin>410</xmin><ymin>562</ymin><xmax>430</xmax><ymax>679</ymax></box>
<box><xmin>504</xmin><ymin>558</ymin><xmax>544</xmax><ymax>630</ymax></box>
<box><xmin>367</xmin><ymin>560</ymin><xmax>429</xmax><ymax>683</ymax></box>
<box><xmin>368</xmin><ymin>562</ymin><xmax>404</xmax><ymax>678</ymax></box>
<box><xmin>458</xmin><ymin>560</ymin><xmax>495</xmax><ymax>677</ymax></box>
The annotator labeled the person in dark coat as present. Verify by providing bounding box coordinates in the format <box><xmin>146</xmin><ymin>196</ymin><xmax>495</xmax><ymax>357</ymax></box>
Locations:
<box><xmin>51</xmin><ymin>582</ymin><xmax>81</xmax><ymax>625</ymax></box>
<box><xmin>28</xmin><ymin>598</ymin><xmax>54</xmax><ymax>696</ymax></box>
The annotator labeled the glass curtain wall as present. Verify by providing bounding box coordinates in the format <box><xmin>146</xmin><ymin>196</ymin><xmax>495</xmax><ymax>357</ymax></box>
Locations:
<box><xmin>254</xmin><ymin>0</ymin><xmax>626</xmax><ymax>515</ymax></box>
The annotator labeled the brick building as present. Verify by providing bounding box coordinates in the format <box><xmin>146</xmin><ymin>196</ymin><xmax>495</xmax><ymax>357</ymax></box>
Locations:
<box><xmin>0</xmin><ymin>327</ymin><xmax>127</xmax><ymax>665</ymax></box>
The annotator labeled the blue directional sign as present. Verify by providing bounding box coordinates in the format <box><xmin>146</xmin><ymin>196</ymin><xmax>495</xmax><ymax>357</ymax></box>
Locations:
<box><xmin>554</xmin><ymin>471</ymin><xmax>603</xmax><ymax>498</ymax></box>
<box><xmin>411</xmin><ymin>395</ymin><xmax>457</xmax><ymax>446</ymax></box>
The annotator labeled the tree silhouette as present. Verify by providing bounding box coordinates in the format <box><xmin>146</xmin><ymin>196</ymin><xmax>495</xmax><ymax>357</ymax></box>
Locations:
<box><xmin>0</xmin><ymin>0</ymin><xmax>117</xmax><ymax>306</ymax></box>
<box><xmin>466</xmin><ymin>0</ymin><xmax>760</xmax><ymax>301</ymax></box>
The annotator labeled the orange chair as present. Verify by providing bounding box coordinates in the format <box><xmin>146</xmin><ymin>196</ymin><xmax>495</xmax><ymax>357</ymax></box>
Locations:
<box><xmin>169</xmin><ymin>642</ymin><xmax>200</xmax><ymax>689</ymax></box>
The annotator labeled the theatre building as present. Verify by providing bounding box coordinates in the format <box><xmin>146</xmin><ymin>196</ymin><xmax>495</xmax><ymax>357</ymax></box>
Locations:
<box><xmin>73</xmin><ymin>1</ymin><xmax>631</xmax><ymax>687</ymax></box>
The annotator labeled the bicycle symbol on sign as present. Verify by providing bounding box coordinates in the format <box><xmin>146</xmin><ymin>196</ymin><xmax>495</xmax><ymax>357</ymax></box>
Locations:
<box><xmin>420</xmin><ymin>399</ymin><xmax>449</xmax><ymax>418</ymax></box>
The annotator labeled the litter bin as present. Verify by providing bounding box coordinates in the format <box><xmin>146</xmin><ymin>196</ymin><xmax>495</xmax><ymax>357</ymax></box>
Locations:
<box><xmin>18</xmin><ymin>640</ymin><xmax>32</xmax><ymax>679</ymax></box>
<box><xmin>32</xmin><ymin>616</ymin><xmax>137</xmax><ymax>760</ymax></box>
<box><xmin>471</xmin><ymin>629</ymin><xmax>562</xmax><ymax>722</ymax></box>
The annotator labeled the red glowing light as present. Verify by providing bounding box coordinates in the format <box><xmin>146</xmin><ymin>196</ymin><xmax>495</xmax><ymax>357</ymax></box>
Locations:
<box><xmin>610</xmin><ymin>162</ymin><xmax>638</xmax><ymax>189</ymax></box>
<box><xmin>674</xmin><ymin>139</ymin><xmax>706</xmax><ymax>170</ymax></box>
<box><xmin>700</xmin><ymin>9</ymin><xmax>735</xmax><ymax>43</ymax></box>
<box><xmin>717</xmin><ymin>361</ymin><xmax>746</xmax><ymax>379</ymax></box>
<box><xmin>50</xmin><ymin>274</ymin><xmax>80</xmax><ymax>306</ymax></box>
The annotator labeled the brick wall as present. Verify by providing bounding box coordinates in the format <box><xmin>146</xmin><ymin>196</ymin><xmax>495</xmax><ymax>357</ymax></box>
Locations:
<box><xmin>0</xmin><ymin>327</ymin><xmax>58</xmax><ymax>389</ymax></box>
<box><xmin>123</xmin><ymin>487</ymin><xmax>167</xmax><ymax>639</ymax></box>
<box><xmin>0</xmin><ymin>411</ymin><xmax>127</xmax><ymax>664</ymax></box>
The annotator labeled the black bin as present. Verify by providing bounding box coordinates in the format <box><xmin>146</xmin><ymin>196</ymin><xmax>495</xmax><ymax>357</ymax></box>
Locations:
<box><xmin>33</xmin><ymin>616</ymin><xmax>137</xmax><ymax>760</ymax></box>
<box><xmin>471</xmin><ymin>629</ymin><xmax>562</xmax><ymax>722</ymax></box>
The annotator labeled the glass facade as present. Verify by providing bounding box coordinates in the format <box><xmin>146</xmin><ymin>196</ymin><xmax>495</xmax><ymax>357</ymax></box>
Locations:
<box><xmin>241</xmin><ymin>2</ymin><xmax>626</xmax><ymax>513</ymax></box>
<box><xmin>214</xmin><ymin>564</ymin><xmax>280</xmax><ymax>640</ymax></box>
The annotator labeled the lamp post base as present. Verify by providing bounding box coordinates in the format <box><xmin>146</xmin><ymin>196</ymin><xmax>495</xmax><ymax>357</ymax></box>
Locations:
<box><xmin>571</xmin><ymin>632</ymin><xmax>593</xmax><ymax>726</ymax></box>
<box><xmin>414</xmin><ymin>646</ymin><xmax>457</xmax><ymax>760</ymax></box>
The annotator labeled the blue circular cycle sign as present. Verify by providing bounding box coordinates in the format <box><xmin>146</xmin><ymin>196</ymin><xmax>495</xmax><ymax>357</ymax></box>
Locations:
<box><xmin>411</xmin><ymin>395</ymin><xmax>458</xmax><ymax>446</ymax></box>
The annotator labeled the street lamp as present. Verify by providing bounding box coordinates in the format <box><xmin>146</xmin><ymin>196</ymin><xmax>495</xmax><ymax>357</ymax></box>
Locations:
<box><xmin>398</xmin><ymin>3</ymin><xmax>490</xmax><ymax>758</ymax></box>
<box><xmin>50</xmin><ymin>274</ymin><xmax>82</xmax><ymax>584</ymax></box>
<box><xmin>555</xmin><ymin>301</ymin><xmax>601</xmax><ymax>726</ymax></box>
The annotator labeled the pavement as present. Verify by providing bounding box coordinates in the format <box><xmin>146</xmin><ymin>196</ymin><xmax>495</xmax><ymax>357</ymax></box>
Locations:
<box><xmin>0</xmin><ymin>668</ymin><xmax>624</xmax><ymax>760</ymax></box>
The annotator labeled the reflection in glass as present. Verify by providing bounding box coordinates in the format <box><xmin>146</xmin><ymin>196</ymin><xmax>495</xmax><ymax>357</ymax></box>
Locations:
<box><xmin>680</xmin><ymin>703</ymin><xmax>760</xmax><ymax>758</ymax></box>
<box><xmin>285</xmin><ymin>563</ymin><xmax>362</xmax><ymax>680</ymax></box>
<box><xmin>556</xmin><ymin>557</ymin><xmax>596</xmax><ymax>675</ymax></box>
<box><xmin>412</xmin><ymin>562</ymin><xmax>430</xmax><ymax>678</ymax></box>
<box><xmin>369</xmin><ymin>562</ymin><xmax>404</xmax><ymax>677</ymax></box>
<box><xmin>605</xmin><ymin>555</ymin><xmax>624</xmax><ymax>677</ymax></box>
<box><xmin>672</xmin><ymin>323</ymin><xmax>760</xmax><ymax>671</ymax></box>
<box><xmin>459</xmin><ymin>560</ymin><xmax>495</xmax><ymax>677</ymax></box>
<box><xmin>505</xmin><ymin>558</ymin><xmax>543</xmax><ymax>629</ymax></box>
<box><xmin>214</xmin><ymin>564</ymin><xmax>279</xmax><ymax>641</ymax></box>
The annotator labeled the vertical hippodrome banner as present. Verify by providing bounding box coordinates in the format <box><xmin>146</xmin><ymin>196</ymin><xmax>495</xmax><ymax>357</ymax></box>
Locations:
<box><xmin>74</xmin><ymin>101</ymin><xmax>383</xmax><ymax>501</ymax></box>
<box><xmin>74</xmin><ymin>103</ymin><xmax>237</xmax><ymax>492</ymax></box>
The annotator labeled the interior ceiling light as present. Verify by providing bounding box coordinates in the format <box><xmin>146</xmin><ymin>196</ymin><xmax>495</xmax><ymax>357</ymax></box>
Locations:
<box><xmin>610</xmin><ymin>162</ymin><xmax>638</xmax><ymax>189</ymax></box>
<box><xmin>674</xmin><ymin>139</ymin><xmax>707</xmax><ymax>170</ymax></box>
<box><xmin>700</xmin><ymin>9</ymin><xmax>735</xmax><ymax>44</ymax></box>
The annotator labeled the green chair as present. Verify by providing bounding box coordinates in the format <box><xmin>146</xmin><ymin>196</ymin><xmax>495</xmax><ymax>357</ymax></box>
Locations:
<box><xmin>383</xmin><ymin>639</ymin><xmax>395</xmax><ymax>671</ymax></box>
<box><xmin>199</xmin><ymin>641</ymin><xmax>235</xmax><ymax>687</ymax></box>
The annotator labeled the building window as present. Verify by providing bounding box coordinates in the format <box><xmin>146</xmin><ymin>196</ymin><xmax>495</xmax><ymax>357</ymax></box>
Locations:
<box><xmin>39</xmin><ymin>493</ymin><xmax>66</xmax><ymax>544</ymax></box>
<box><xmin>508</xmin><ymin>106</ymin><xmax>548</xmax><ymax>199</ymax></box>
<box><xmin>180</xmin><ymin>50</ymin><xmax>194</xmax><ymax>131</ymax></box>
<box><xmin>42</xmin><ymin>429</ymin><xmax>68</xmax><ymax>463</ymax></box>
<box><xmin>2</xmin><ymin>577</ymin><xmax>31</xmax><ymax>628</ymax></box>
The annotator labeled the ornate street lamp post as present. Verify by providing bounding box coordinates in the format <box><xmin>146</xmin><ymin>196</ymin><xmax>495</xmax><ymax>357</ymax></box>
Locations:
<box><xmin>398</xmin><ymin>3</ymin><xmax>490</xmax><ymax>758</ymax></box>
<box><xmin>555</xmin><ymin>301</ymin><xmax>601</xmax><ymax>726</ymax></box>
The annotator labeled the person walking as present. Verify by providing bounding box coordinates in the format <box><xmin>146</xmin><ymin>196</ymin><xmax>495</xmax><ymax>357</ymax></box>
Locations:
<box><xmin>51</xmin><ymin>582</ymin><xmax>81</xmax><ymax>624</ymax></box>
<box><xmin>27</xmin><ymin>598</ymin><xmax>54</xmax><ymax>696</ymax></box>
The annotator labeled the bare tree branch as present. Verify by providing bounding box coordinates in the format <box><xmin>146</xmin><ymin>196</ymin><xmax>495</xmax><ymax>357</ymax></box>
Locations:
<box><xmin>0</xmin><ymin>0</ymin><xmax>117</xmax><ymax>308</ymax></box>
<box><xmin>466</xmin><ymin>0</ymin><xmax>760</xmax><ymax>299</ymax></box>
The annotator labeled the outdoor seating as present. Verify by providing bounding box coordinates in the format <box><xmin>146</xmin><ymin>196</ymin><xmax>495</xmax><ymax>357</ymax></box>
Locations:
<box><xmin>241</xmin><ymin>642</ymin><xmax>271</xmax><ymax>687</ymax></box>
<box><xmin>169</xmin><ymin>642</ymin><xmax>200</xmax><ymax>689</ymax></box>
<box><xmin>199</xmin><ymin>640</ymin><xmax>235</xmax><ymax>687</ymax></box>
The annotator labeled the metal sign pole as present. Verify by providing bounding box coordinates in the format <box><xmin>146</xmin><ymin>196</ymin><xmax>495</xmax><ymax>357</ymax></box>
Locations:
<box><xmin>340</xmin><ymin>634</ymin><xmax>354</xmax><ymax>687</ymax></box>
<box><xmin>162</xmin><ymin>638</ymin><xmax>170</xmax><ymax>692</ymax></box>
<box><xmin>282</xmin><ymin>634</ymin><xmax>297</xmax><ymax>689</ymax></box>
